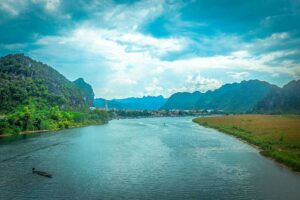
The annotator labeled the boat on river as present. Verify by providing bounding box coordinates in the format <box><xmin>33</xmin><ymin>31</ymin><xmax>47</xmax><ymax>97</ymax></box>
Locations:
<box><xmin>32</xmin><ymin>168</ymin><xmax>52</xmax><ymax>178</ymax></box>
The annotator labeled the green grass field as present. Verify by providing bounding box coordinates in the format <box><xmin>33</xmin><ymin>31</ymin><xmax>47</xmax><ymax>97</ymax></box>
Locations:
<box><xmin>193</xmin><ymin>115</ymin><xmax>300</xmax><ymax>172</ymax></box>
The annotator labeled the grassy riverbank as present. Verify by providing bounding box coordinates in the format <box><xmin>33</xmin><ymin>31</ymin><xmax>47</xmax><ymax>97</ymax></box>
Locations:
<box><xmin>193</xmin><ymin>115</ymin><xmax>300</xmax><ymax>172</ymax></box>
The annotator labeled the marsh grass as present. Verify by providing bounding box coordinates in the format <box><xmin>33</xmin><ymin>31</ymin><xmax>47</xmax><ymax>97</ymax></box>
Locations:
<box><xmin>193</xmin><ymin>115</ymin><xmax>300</xmax><ymax>172</ymax></box>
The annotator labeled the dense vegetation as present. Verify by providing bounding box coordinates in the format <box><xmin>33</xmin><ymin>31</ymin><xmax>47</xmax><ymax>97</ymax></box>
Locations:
<box><xmin>254</xmin><ymin>80</ymin><xmax>300</xmax><ymax>114</ymax></box>
<box><xmin>0</xmin><ymin>54</ymin><xmax>88</xmax><ymax>113</ymax></box>
<box><xmin>0</xmin><ymin>54</ymin><xmax>110</xmax><ymax>135</ymax></box>
<box><xmin>110</xmin><ymin>110</ymin><xmax>153</xmax><ymax>118</ymax></box>
<box><xmin>196</xmin><ymin>80</ymin><xmax>278</xmax><ymax>112</ymax></box>
<box><xmin>193</xmin><ymin>115</ymin><xmax>300</xmax><ymax>171</ymax></box>
<box><xmin>108</xmin><ymin>109</ymin><xmax>208</xmax><ymax>118</ymax></box>
<box><xmin>162</xmin><ymin>80</ymin><xmax>279</xmax><ymax>113</ymax></box>
<box><xmin>0</xmin><ymin>99</ymin><xmax>110</xmax><ymax>135</ymax></box>
<box><xmin>73</xmin><ymin>78</ymin><xmax>95</xmax><ymax>106</ymax></box>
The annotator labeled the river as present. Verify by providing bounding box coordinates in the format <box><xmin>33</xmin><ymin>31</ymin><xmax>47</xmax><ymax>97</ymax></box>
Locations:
<box><xmin>0</xmin><ymin>117</ymin><xmax>300</xmax><ymax>200</ymax></box>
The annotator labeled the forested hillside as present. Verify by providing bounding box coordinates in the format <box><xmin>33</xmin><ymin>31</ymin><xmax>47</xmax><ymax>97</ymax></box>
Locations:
<box><xmin>0</xmin><ymin>54</ymin><xmax>88</xmax><ymax>113</ymax></box>
<box><xmin>73</xmin><ymin>78</ymin><xmax>95</xmax><ymax>106</ymax></box>
<box><xmin>254</xmin><ymin>80</ymin><xmax>300</xmax><ymax>114</ymax></box>
<box><xmin>161</xmin><ymin>92</ymin><xmax>202</xmax><ymax>110</ymax></box>
<box><xmin>195</xmin><ymin>80</ymin><xmax>278</xmax><ymax>112</ymax></box>
<box><xmin>162</xmin><ymin>80</ymin><xmax>278</xmax><ymax>113</ymax></box>
<box><xmin>0</xmin><ymin>54</ymin><xmax>110</xmax><ymax>135</ymax></box>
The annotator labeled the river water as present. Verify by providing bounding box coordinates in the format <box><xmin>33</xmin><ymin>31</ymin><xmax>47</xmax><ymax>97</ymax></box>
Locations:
<box><xmin>0</xmin><ymin>117</ymin><xmax>300</xmax><ymax>200</ymax></box>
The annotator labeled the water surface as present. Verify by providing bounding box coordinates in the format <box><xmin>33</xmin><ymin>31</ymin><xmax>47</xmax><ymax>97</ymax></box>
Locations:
<box><xmin>1</xmin><ymin>117</ymin><xmax>300</xmax><ymax>199</ymax></box>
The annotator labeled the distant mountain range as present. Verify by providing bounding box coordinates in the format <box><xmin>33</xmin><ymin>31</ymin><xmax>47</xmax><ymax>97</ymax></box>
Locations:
<box><xmin>162</xmin><ymin>80</ymin><xmax>281</xmax><ymax>113</ymax></box>
<box><xmin>161</xmin><ymin>92</ymin><xmax>202</xmax><ymax>110</ymax></box>
<box><xmin>94</xmin><ymin>96</ymin><xmax>167</xmax><ymax>110</ymax></box>
<box><xmin>1</xmin><ymin>54</ymin><xmax>299</xmax><ymax>114</ymax></box>
<box><xmin>95</xmin><ymin>79</ymin><xmax>300</xmax><ymax>113</ymax></box>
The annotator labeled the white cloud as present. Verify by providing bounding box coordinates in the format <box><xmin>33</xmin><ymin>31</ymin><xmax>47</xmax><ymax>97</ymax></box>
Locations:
<box><xmin>0</xmin><ymin>43</ymin><xmax>27</xmax><ymax>50</ymax></box>
<box><xmin>0</xmin><ymin>0</ymin><xmax>63</xmax><ymax>20</ymax></box>
<box><xmin>143</xmin><ymin>75</ymin><xmax>222</xmax><ymax>97</ymax></box>
<box><xmin>227</xmin><ymin>72</ymin><xmax>250</xmax><ymax>81</ymax></box>
<box><xmin>250</xmin><ymin>32</ymin><xmax>290</xmax><ymax>49</ymax></box>
<box><xmin>231</xmin><ymin>50</ymin><xmax>250</xmax><ymax>58</ymax></box>
<box><xmin>99</xmin><ymin>0</ymin><xmax>166</xmax><ymax>32</ymax></box>
<box><xmin>145</xmin><ymin>74</ymin><xmax>222</xmax><ymax>97</ymax></box>
<box><xmin>270</xmin><ymin>32</ymin><xmax>289</xmax><ymax>40</ymax></box>
<box><xmin>19</xmin><ymin>0</ymin><xmax>299</xmax><ymax>98</ymax></box>
<box><xmin>145</xmin><ymin>78</ymin><xmax>164</xmax><ymax>96</ymax></box>
<box><xmin>44</xmin><ymin>0</ymin><xmax>61</xmax><ymax>11</ymax></box>
<box><xmin>33</xmin><ymin>27</ymin><xmax>300</xmax><ymax>98</ymax></box>
<box><xmin>115</xmin><ymin>33</ymin><xmax>183</xmax><ymax>56</ymax></box>
<box><xmin>0</xmin><ymin>0</ymin><xmax>24</xmax><ymax>16</ymax></box>
<box><xmin>111</xmin><ymin>76</ymin><xmax>137</xmax><ymax>85</ymax></box>
<box><xmin>185</xmin><ymin>74</ymin><xmax>223</xmax><ymax>92</ymax></box>
<box><xmin>35</xmin><ymin>25</ymin><xmax>187</xmax><ymax>87</ymax></box>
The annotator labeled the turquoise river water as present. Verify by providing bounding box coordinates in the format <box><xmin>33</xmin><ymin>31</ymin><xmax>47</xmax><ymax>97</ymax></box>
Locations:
<box><xmin>0</xmin><ymin>117</ymin><xmax>300</xmax><ymax>199</ymax></box>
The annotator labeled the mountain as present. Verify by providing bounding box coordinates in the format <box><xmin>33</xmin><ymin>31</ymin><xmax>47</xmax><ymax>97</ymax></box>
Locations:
<box><xmin>73</xmin><ymin>78</ymin><xmax>95</xmax><ymax>106</ymax></box>
<box><xmin>0</xmin><ymin>54</ymin><xmax>88</xmax><ymax>112</ymax></box>
<box><xmin>161</xmin><ymin>92</ymin><xmax>202</xmax><ymax>110</ymax></box>
<box><xmin>94</xmin><ymin>95</ymin><xmax>167</xmax><ymax>110</ymax></box>
<box><xmin>94</xmin><ymin>98</ymin><xmax>124</xmax><ymax>109</ymax></box>
<box><xmin>113</xmin><ymin>95</ymin><xmax>167</xmax><ymax>110</ymax></box>
<box><xmin>195</xmin><ymin>80</ymin><xmax>279</xmax><ymax>113</ymax></box>
<box><xmin>161</xmin><ymin>80</ymin><xmax>278</xmax><ymax>113</ymax></box>
<box><xmin>254</xmin><ymin>80</ymin><xmax>300</xmax><ymax>114</ymax></box>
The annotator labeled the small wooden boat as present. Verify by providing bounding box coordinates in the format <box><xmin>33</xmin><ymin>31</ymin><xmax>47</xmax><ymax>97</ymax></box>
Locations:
<box><xmin>32</xmin><ymin>168</ymin><xmax>52</xmax><ymax>178</ymax></box>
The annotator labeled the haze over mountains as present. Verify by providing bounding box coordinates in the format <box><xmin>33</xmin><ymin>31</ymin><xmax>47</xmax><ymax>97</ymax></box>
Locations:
<box><xmin>94</xmin><ymin>96</ymin><xmax>167</xmax><ymax>110</ymax></box>
<box><xmin>96</xmin><ymin>78</ymin><xmax>300</xmax><ymax>114</ymax></box>
<box><xmin>160</xmin><ymin>92</ymin><xmax>202</xmax><ymax>110</ymax></box>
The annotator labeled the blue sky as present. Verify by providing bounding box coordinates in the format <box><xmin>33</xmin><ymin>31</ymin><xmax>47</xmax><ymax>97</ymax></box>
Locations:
<box><xmin>0</xmin><ymin>0</ymin><xmax>300</xmax><ymax>98</ymax></box>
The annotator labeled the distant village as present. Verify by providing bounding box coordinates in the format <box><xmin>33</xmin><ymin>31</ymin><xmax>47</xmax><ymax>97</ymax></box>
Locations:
<box><xmin>89</xmin><ymin>106</ymin><xmax>225</xmax><ymax>118</ymax></box>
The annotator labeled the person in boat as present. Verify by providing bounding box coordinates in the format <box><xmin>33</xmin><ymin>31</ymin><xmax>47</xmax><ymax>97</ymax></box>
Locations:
<box><xmin>32</xmin><ymin>168</ymin><xmax>52</xmax><ymax>178</ymax></box>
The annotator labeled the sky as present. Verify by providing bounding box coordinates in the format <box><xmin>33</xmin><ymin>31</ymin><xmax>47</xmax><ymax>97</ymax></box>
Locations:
<box><xmin>0</xmin><ymin>0</ymin><xmax>300</xmax><ymax>99</ymax></box>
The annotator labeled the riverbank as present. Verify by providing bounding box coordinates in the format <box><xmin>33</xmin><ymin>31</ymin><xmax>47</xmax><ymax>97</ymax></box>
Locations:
<box><xmin>0</xmin><ymin>102</ymin><xmax>112</xmax><ymax>142</ymax></box>
<box><xmin>193</xmin><ymin>114</ymin><xmax>300</xmax><ymax>172</ymax></box>
<box><xmin>108</xmin><ymin>109</ymin><xmax>217</xmax><ymax>119</ymax></box>
<box><xmin>0</xmin><ymin>120</ymin><xmax>110</xmax><ymax>143</ymax></box>
<box><xmin>0</xmin><ymin>130</ymin><xmax>49</xmax><ymax>138</ymax></box>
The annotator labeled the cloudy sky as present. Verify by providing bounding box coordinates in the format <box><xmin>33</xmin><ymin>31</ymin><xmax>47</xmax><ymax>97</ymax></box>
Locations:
<box><xmin>0</xmin><ymin>0</ymin><xmax>300</xmax><ymax>98</ymax></box>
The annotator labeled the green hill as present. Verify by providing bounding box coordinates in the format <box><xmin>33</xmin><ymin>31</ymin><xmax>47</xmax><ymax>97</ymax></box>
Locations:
<box><xmin>196</xmin><ymin>80</ymin><xmax>279</xmax><ymax>113</ymax></box>
<box><xmin>161</xmin><ymin>92</ymin><xmax>202</xmax><ymax>110</ymax></box>
<box><xmin>0</xmin><ymin>54</ymin><xmax>110</xmax><ymax>135</ymax></box>
<box><xmin>73</xmin><ymin>78</ymin><xmax>95</xmax><ymax>107</ymax></box>
<box><xmin>161</xmin><ymin>80</ymin><xmax>278</xmax><ymax>113</ymax></box>
<box><xmin>254</xmin><ymin>80</ymin><xmax>300</xmax><ymax>114</ymax></box>
<box><xmin>0</xmin><ymin>54</ymin><xmax>88</xmax><ymax>113</ymax></box>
